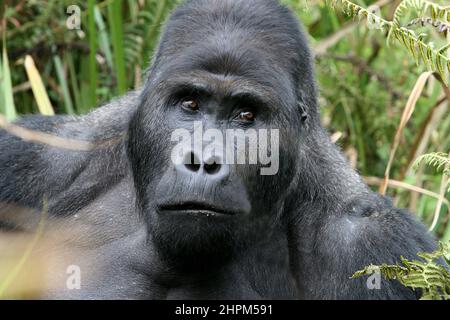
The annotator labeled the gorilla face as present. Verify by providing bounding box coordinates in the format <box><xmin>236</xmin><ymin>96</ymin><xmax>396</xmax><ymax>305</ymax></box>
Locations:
<box><xmin>127</xmin><ymin>0</ymin><xmax>315</xmax><ymax>264</ymax></box>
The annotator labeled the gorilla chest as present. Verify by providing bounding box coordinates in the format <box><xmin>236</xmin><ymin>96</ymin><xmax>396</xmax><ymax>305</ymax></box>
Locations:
<box><xmin>152</xmin><ymin>240</ymin><xmax>297</xmax><ymax>300</ymax></box>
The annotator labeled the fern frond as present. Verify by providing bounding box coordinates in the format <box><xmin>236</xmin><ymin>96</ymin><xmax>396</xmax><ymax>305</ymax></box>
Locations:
<box><xmin>393</xmin><ymin>0</ymin><xmax>450</xmax><ymax>26</ymax></box>
<box><xmin>352</xmin><ymin>242</ymin><xmax>450</xmax><ymax>300</ymax></box>
<box><xmin>407</xmin><ymin>17</ymin><xmax>450</xmax><ymax>33</ymax></box>
<box><xmin>330</xmin><ymin>0</ymin><xmax>450</xmax><ymax>84</ymax></box>
<box><xmin>124</xmin><ymin>9</ymin><xmax>157</xmax><ymax>66</ymax></box>
<box><xmin>414</xmin><ymin>152</ymin><xmax>450</xmax><ymax>172</ymax></box>
<box><xmin>395</xmin><ymin>0</ymin><xmax>450</xmax><ymax>26</ymax></box>
<box><xmin>123</xmin><ymin>0</ymin><xmax>178</xmax><ymax>67</ymax></box>
<box><xmin>414</xmin><ymin>152</ymin><xmax>450</xmax><ymax>192</ymax></box>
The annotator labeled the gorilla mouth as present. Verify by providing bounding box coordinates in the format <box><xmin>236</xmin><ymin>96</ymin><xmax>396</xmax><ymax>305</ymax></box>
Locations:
<box><xmin>158</xmin><ymin>201</ymin><xmax>238</xmax><ymax>217</ymax></box>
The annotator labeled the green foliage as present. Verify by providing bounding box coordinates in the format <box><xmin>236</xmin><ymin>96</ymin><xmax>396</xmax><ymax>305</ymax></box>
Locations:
<box><xmin>123</xmin><ymin>0</ymin><xmax>178</xmax><ymax>69</ymax></box>
<box><xmin>330</xmin><ymin>0</ymin><xmax>450</xmax><ymax>84</ymax></box>
<box><xmin>0</xmin><ymin>0</ymin><xmax>180</xmax><ymax>114</ymax></box>
<box><xmin>352</xmin><ymin>242</ymin><xmax>450</xmax><ymax>300</ymax></box>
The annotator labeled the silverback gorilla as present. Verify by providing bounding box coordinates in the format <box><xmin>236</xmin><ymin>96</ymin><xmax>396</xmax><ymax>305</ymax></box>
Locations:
<box><xmin>0</xmin><ymin>0</ymin><xmax>438</xmax><ymax>299</ymax></box>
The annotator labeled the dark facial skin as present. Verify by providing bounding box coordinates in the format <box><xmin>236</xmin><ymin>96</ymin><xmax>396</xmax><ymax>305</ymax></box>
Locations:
<box><xmin>0</xmin><ymin>0</ymin><xmax>438</xmax><ymax>299</ymax></box>
<box><xmin>129</xmin><ymin>75</ymin><xmax>297</xmax><ymax>269</ymax></box>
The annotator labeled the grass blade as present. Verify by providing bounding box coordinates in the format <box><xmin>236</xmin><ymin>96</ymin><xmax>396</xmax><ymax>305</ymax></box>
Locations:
<box><xmin>24</xmin><ymin>55</ymin><xmax>54</xmax><ymax>116</ymax></box>
<box><xmin>108</xmin><ymin>0</ymin><xmax>127</xmax><ymax>95</ymax></box>
<box><xmin>380</xmin><ymin>71</ymin><xmax>434</xmax><ymax>194</ymax></box>
<box><xmin>1</xmin><ymin>34</ymin><xmax>17</xmax><ymax>121</ymax></box>
<box><xmin>66</xmin><ymin>52</ymin><xmax>82</xmax><ymax>113</ymax></box>
<box><xmin>53</xmin><ymin>54</ymin><xmax>75</xmax><ymax>115</ymax></box>
<box><xmin>88</xmin><ymin>0</ymin><xmax>98</xmax><ymax>107</ymax></box>
<box><xmin>94</xmin><ymin>6</ymin><xmax>113</xmax><ymax>70</ymax></box>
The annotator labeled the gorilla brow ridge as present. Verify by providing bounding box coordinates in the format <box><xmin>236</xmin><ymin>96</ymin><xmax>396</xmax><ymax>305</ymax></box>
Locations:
<box><xmin>160</xmin><ymin>74</ymin><xmax>279</xmax><ymax>111</ymax></box>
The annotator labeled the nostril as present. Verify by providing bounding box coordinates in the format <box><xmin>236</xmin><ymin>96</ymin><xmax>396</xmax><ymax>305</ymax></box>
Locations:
<box><xmin>204</xmin><ymin>158</ymin><xmax>222</xmax><ymax>175</ymax></box>
<box><xmin>184</xmin><ymin>152</ymin><xmax>201</xmax><ymax>172</ymax></box>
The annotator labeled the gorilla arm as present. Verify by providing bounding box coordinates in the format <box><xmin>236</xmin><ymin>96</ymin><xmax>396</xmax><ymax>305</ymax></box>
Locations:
<box><xmin>0</xmin><ymin>92</ymin><xmax>148</xmax><ymax>299</ymax></box>
<box><xmin>287</xmin><ymin>128</ymin><xmax>437</xmax><ymax>300</ymax></box>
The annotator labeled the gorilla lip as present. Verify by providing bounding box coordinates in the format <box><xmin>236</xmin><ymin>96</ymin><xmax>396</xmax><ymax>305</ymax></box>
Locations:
<box><xmin>157</xmin><ymin>201</ymin><xmax>237</xmax><ymax>217</ymax></box>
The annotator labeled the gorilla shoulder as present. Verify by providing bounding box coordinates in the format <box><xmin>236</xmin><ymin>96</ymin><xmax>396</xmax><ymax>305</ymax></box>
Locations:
<box><xmin>290</xmin><ymin>193</ymin><xmax>437</xmax><ymax>299</ymax></box>
<box><xmin>0</xmin><ymin>92</ymin><xmax>140</xmax><ymax>214</ymax></box>
<box><xmin>332</xmin><ymin>195</ymin><xmax>435</xmax><ymax>254</ymax></box>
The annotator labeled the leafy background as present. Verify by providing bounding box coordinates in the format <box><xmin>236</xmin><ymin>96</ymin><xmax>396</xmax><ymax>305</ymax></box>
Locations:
<box><xmin>0</xmin><ymin>0</ymin><xmax>449</xmax><ymax>243</ymax></box>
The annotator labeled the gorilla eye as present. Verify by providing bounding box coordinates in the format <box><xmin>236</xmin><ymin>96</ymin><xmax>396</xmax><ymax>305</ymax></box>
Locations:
<box><xmin>181</xmin><ymin>98</ymin><xmax>199</xmax><ymax>111</ymax></box>
<box><xmin>237</xmin><ymin>111</ymin><xmax>255</xmax><ymax>122</ymax></box>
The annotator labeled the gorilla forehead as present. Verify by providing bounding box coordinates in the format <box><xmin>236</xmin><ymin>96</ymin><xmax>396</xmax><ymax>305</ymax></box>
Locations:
<box><xmin>152</xmin><ymin>0</ymin><xmax>313</xmax><ymax>87</ymax></box>
<box><xmin>150</xmin><ymin>48</ymin><xmax>297</xmax><ymax>111</ymax></box>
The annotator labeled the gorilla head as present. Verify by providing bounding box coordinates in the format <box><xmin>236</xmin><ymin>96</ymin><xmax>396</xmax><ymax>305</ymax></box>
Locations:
<box><xmin>127</xmin><ymin>0</ymin><xmax>318</xmax><ymax>267</ymax></box>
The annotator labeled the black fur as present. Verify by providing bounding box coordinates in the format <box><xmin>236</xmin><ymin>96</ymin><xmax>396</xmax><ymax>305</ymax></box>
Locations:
<box><xmin>0</xmin><ymin>0</ymin><xmax>437</xmax><ymax>299</ymax></box>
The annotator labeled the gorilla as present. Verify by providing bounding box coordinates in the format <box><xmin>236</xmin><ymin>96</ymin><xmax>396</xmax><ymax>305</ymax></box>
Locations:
<box><xmin>0</xmin><ymin>0</ymin><xmax>437</xmax><ymax>299</ymax></box>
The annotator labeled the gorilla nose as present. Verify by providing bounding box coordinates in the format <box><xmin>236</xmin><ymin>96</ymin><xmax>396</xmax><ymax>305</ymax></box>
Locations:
<box><xmin>180</xmin><ymin>150</ymin><xmax>228</xmax><ymax>178</ymax></box>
